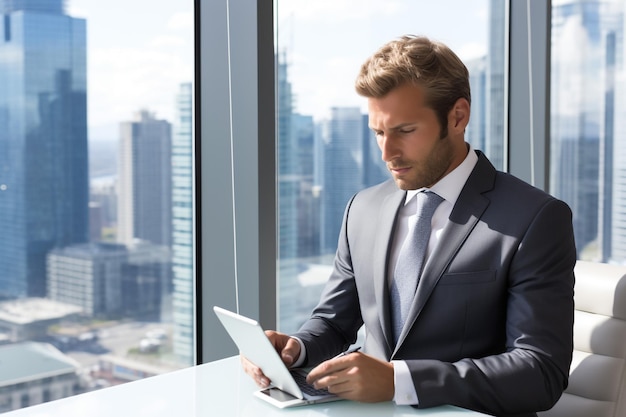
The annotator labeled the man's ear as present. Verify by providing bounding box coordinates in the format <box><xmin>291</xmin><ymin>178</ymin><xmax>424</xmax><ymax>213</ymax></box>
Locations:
<box><xmin>449</xmin><ymin>98</ymin><xmax>470</xmax><ymax>132</ymax></box>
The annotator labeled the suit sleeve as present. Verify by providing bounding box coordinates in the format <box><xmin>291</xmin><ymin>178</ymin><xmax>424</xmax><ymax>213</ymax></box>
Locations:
<box><xmin>408</xmin><ymin>198</ymin><xmax>576</xmax><ymax>416</ymax></box>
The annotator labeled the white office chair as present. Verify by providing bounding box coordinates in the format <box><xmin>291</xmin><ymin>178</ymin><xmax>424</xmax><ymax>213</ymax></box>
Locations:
<box><xmin>539</xmin><ymin>260</ymin><xmax>626</xmax><ymax>417</ymax></box>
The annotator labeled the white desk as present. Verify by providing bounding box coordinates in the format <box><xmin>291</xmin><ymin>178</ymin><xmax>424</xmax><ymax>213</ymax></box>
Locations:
<box><xmin>3</xmin><ymin>356</ymin><xmax>488</xmax><ymax>416</ymax></box>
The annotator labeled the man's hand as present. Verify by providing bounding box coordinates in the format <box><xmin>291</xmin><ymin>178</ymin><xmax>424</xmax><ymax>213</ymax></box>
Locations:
<box><xmin>306</xmin><ymin>352</ymin><xmax>394</xmax><ymax>403</ymax></box>
<box><xmin>240</xmin><ymin>330</ymin><xmax>301</xmax><ymax>388</ymax></box>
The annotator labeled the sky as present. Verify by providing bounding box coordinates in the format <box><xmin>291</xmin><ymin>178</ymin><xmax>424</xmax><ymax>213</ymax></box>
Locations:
<box><xmin>276</xmin><ymin>0</ymin><xmax>489</xmax><ymax>119</ymax></box>
<box><xmin>67</xmin><ymin>0</ymin><xmax>193</xmax><ymax>142</ymax></box>
<box><xmin>65</xmin><ymin>0</ymin><xmax>487</xmax><ymax>140</ymax></box>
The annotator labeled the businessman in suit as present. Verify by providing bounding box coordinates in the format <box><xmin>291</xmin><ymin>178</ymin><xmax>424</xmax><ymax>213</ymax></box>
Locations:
<box><xmin>243</xmin><ymin>35</ymin><xmax>576</xmax><ymax>417</ymax></box>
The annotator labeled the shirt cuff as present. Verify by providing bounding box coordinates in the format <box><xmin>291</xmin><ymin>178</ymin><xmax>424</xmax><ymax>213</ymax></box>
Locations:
<box><xmin>289</xmin><ymin>336</ymin><xmax>307</xmax><ymax>368</ymax></box>
<box><xmin>392</xmin><ymin>360</ymin><xmax>419</xmax><ymax>405</ymax></box>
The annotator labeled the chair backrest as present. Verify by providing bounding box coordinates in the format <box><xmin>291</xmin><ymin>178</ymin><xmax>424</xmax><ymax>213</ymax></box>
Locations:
<box><xmin>539</xmin><ymin>260</ymin><xmax>626</xmax><ymax>417</ymax></box>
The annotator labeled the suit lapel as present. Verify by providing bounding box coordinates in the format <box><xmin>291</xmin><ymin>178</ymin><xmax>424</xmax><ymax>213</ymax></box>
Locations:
<box><xmin>393</xmin><ymin>152</ymin><xmax>496</xmax><ymax>352</ymax></box>
<box><xmin>373</xmin><ymin>188</ymin><xmax>405</xmax><ymax>355</ymax></box>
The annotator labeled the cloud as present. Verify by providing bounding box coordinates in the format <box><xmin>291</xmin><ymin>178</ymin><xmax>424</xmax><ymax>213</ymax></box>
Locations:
<box><xmin>67</xmin><ymin>6</ymin><xmax>89</xmax><ymax>19</ymax></box>
<box><xmin>62</xmin><ymin>0</ymin><xmax>194</xmax><ymax>141</ymax></box>
<box><xmin>88</xmin><ymin>46</ymin><xmax>192</xmax><ymax>135</ymax></box>
<box><xmin>277</xmin><ymin>0</ymin><xmax>403</xmax><ymax>22</ymax></box>
<box><xmin>151</xmin><ymin>35</ymin><xmax>187</xmax><ymax>48</ymax></box>
<box><xmin>167</xmin><ymin>12</ymin><xmax>193</xmax><ymax>31</ymax></box>
<box><xmin>457</xmin><ymin>42</ymin><xmax>487</xmax><ymax>61</ymax></box>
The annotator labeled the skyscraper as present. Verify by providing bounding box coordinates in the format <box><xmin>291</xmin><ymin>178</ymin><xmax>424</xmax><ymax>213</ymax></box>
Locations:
<box><xmin>47</xmin><ymin>243</ymin><xmax>127</xmax><ymax>317</ymax></box>
<box><xmin>293</xmin><ymin>113</ymin><xmax>320</xmax><ymax>259</ymax></box>
<box><xmin>117</xmin><ymin>110</ymin><xmax>172</xmax><ymax>247</ymax></box>
<box><xmin>466</xmin><ymin>55</ymin><xmax>488</xmax><ymax>153</ymax></box>
<box><xmin>321</xmin><ymin>107</ymin><xmax>364</xmax><ymax>254</ymax></box>
<box><xmin>601</xmin><ymin>1</ymin><xmax>626</xmax><ymax>262</ymax></box>
<box><xmin>0</xmin><ymin>0</ymin><xmax>88</xmax><ymax>298</ymax></box>
<box><xmin>361</xmin><ymin>114</ymin><xmax>388</xmax><ymax>188</ymax></box>
<box><xmin>47</xmin><ymin>241</ymin><xmax>169</xmax><ymax>319</ymax></box>
<box><xmin>487</xmin><ymin>0</ymin><xmax>506</xmax><ymax>170</ymax></box>
<box><xmin>276</xmin><ymin>54</ymin><xmax>303</xmax><ymax>332</ymax></box>
<box><xmin>550</xmin><ymin>0</ymin><xmax>612</xmax><ymax>260</ymax></box>
<box><xmin>277</xmin><ymin>56</ymin><xmax>298</xmax><ymax>263</ymax></box>
<box><xmin>171</xmin><ymin>82</ymin><xmax>194</xmax><ymax>365</ymax></box>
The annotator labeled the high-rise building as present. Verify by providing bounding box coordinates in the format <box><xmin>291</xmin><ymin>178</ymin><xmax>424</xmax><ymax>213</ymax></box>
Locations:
<box><xmin>549</xmin><ymin>0</ymin><xmax>626</xmax><ymax>262</ymax></box>
<box><xmin>361</xmin><ymin>114</ymin><xmax>388</xmax><ymax>188</ymax></box>
<box><xmin>487</xmin><ymin>0</ymin><xmax>506</xmax><ymax>170</ymax></box>
<box><xmin>47</xmin><ymin>241</ymin><xmax>169</xmax><ymax>319</ymax></box>
<box><xmin>321</xmin><ymin>107</ymin><xmax>364</xmax><ymax>254</ymax></box>
<box><xmin>47</xmin><ymin>243</ymin><xmax>127</xmax><ymax>317</ymax></box>
<box><xmin>601</xmin><ymin>1</ymin><xmax>626</xmax><ymax>262</ymax></box>
<box><xmin>89</xmin><ymin>177</ymin><xmax>117</xmax><ymax>241</ymax></box>
<box><xmin>277</xmin><ymin>56</ymin><xmax>301</xmax><ymax>332</ymax></box>
<box><xmin>277</xmin><ymin>56</ymin><xmax>298</xmax><ymax>262</ymax></box>
<box><xmin>117</xmin><ymin>110</ymin><xmax>172</xmax><ymax>247</ymax></box>
<box><xmin>0</xmin><ymin>0</ymin><xmax>88</xmax><ymax>298</ymax></box>
<box><xmin>124</xmin><ymin>240</ymin><xmax>171</xmax><ymax>320</ymax></box>
<box><xmin>171</xmin><ymin>82</ymin><xmax>194</xmax><ymax>365</ymax></box>
<box><xmin>599</xmin><ymin>28</ymin><xmax>617</xmax><ymax>263</ymax></box>
<box><xmin>293</xmin><ymin>113</ymin><xmax>320</xmax><ymax>259</ymax></box>
<box><xmin>466</xmin><ymin>55</ymin><xmax>488</xmax><ymax>153</ymax></box>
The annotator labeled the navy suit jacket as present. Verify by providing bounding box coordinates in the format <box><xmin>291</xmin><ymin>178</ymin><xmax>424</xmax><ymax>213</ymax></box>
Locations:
<box><xmin>294</xmin><ymin>151</ymin><xmax>576</xmax><ymax>417</ymax></box>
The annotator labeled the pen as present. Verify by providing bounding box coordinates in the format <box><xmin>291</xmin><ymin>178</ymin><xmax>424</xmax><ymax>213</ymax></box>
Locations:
<box><xmin>333</xmin><ymin>346</ymin><xmax>362</xmax><ymax>359</ymax></box>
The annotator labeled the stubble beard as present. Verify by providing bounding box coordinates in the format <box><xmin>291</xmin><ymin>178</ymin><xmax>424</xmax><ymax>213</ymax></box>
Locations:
<box><xmin>391</xmin><ymin>135</ymin><xmax>454</xmax><ymax>191</ymax></box>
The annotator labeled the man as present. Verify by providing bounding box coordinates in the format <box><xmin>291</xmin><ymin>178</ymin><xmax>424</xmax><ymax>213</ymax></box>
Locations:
<box><xmin>243</xmin><ymin>35</ymin><xmax>576</xmax><ymax>417</ymax></box>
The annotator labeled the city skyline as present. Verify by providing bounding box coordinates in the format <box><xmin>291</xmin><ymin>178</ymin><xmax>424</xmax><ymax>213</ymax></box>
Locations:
<box><xmin>0</xmin><ymin>1</ymin><xmax>194</xmax><ymax>411</ymax></box>
<box><xmin>64</xmin><ymin>0</ymin><xmax>486</xmax><ymax>140</ymax></box>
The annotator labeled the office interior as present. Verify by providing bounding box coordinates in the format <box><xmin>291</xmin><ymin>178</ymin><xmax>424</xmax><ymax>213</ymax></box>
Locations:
<box><xmin>1</xmin><ymin>0</ymin><xmax>625</xmax><ymax>415</ymax></box>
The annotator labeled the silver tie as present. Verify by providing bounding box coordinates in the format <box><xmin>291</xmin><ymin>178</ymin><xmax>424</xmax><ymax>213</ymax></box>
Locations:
<box><xmin>390</xmin><ymin>191</ymin><xmax>444</xmax><ymax>344</ymax></box>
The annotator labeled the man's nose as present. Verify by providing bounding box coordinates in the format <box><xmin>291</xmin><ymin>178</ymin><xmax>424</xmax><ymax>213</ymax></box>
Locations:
<box><xmin>379</xmin><ymin>136</ymin><xmax>398</xmax><ymax>162</ymax></box>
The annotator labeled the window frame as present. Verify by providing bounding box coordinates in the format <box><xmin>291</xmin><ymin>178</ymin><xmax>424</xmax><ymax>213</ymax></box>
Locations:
<box><xmin>508</xmin><ymin>0</ymin><xmax>551</xmax><ymax>190</ymax></box>
<box><xmin>196</xmin><ymin>0</ymin><xmax>276</xmax><ymax>363</ymax></box>
<box><xmin>195</xmin><ymin>0</ymin><xmax>552</xmax><ymax>362</ymax></box>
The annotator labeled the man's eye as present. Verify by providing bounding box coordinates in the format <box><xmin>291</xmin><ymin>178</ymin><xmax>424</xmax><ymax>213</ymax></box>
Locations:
<box><xmin>399</xmin><ymin>129</ymin><xmax>415</xmax><ymax>134</ymax></box>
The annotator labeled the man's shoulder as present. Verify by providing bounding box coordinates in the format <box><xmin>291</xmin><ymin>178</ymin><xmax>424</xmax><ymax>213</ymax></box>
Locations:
<box><xmin>475</xmin><ymin>151</ymin><xmax>563</xmax><ymax>205</ymax></box>
<box><xmin>342</xmin><ymin>180</ymin><xmax>402</xmax><ymax>218</ymax></box>
<box><xmin>485</xmin><ymin>170</ymin><xmax>574</xmax><ymax>225</ymax></box>
<box><xmin>494</xmin><ymin>170</ymin><xmax>559</xmax><ymax>203</ymax></box>
<box><xmin>343</xmin><ymin>180</ymin><xmax>401</xmax><ymax>235</ymax></box>
<box><xmin>353</xmin><ymin>179</ymin><xmax>400</xmax><ymax>201</ymax></box>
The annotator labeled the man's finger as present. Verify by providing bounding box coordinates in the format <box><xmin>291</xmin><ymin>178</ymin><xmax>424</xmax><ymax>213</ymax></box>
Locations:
<box><xmin>241</xmin><ymin>355</ymin><xmax>270</xmax><ymax>387</ymax></box>
<box><xmin>306</xmin><ymin>355</ymin><xmax>349</xmax><ymax>384</ymax></box>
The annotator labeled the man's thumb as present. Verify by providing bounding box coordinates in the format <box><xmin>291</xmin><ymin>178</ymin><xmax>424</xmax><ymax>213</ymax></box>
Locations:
<box><xmin>281</xmin><ymin>349</ymin><xmax>295</xmax><ymax>365</ymax></box>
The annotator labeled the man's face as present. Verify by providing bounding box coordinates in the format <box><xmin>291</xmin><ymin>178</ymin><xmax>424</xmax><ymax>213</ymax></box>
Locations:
<box><xmin>368</xmin><ymin>83</ymin><xmax>459</xmax><ymax>190</ymax></box>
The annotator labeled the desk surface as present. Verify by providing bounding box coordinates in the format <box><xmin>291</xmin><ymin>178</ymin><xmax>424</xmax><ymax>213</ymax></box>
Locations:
<box><xmin>4</xmin><ymin>356</ymin><xmax>488</xmax><ymax>416</ymax></box>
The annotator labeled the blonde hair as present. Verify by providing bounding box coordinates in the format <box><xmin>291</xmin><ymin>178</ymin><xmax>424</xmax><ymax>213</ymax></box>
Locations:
<box><xmin>355</xmin><ymin>35</ymin><xmax>471</xmax><ymax>136</ymax></box>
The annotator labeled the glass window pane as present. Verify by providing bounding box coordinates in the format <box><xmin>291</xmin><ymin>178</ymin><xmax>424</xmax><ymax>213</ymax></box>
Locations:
<box><xmin>0</xmin><ymin>0</ymin><xmax>194</xmax><ymax>412</ymax></box>
<box><xmin>275</xmin><ymin>0</ymin><xmax>504</xmax><ymax>333</ymax></box>
<box><xmin>550</xmin><ymin>0</ymin><xmax>618</xmax><ymax>262</ymax></box>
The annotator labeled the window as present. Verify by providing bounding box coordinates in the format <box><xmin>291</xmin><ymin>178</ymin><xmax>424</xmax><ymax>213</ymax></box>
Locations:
<box><xmin>550</xmin><ymin>0</ymin><xmax>622</xmax><ymax>263</ymax></box>
<box><xmin>0</xmin><ymin>0</ymin><xmax>194</xmax><ymax>412</ymax></box>
<box><xmin>274</xmin><ymin>0</ymin><xmax>503</xmax><ymax>333</ymax></box>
